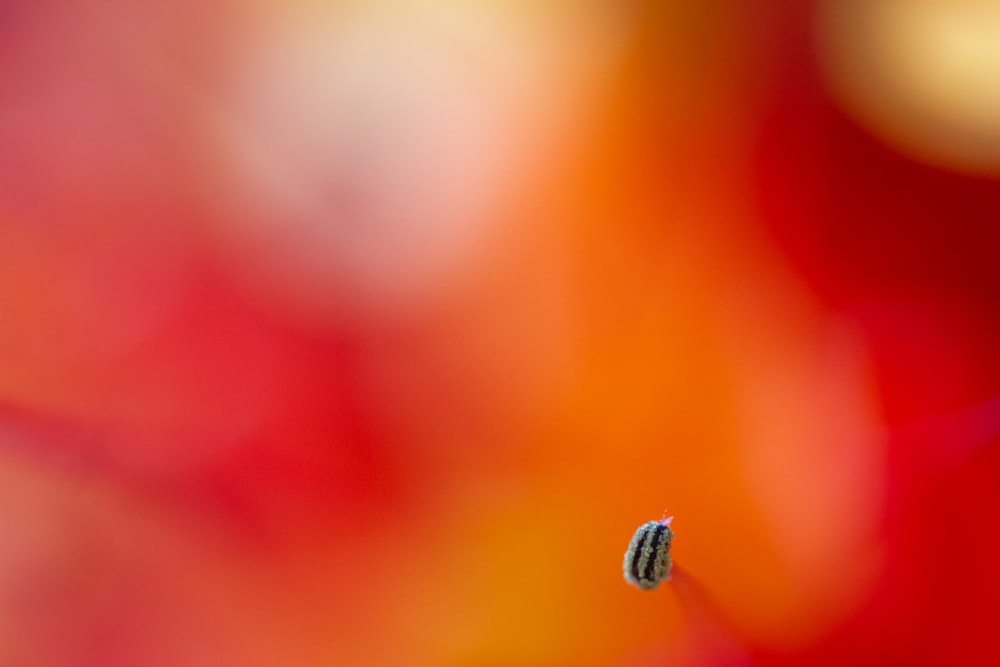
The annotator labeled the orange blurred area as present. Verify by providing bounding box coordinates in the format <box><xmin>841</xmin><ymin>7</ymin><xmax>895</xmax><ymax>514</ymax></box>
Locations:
<box><xmin>0</xmin><ymin>1</ymin><xmax>998</xmax><ymax>666</ymax></box>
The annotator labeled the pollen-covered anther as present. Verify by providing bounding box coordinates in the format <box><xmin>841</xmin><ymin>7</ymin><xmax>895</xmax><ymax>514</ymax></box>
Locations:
<box><xmin>623</xmin><ymin>519</ymin><xmax>674</xmax><ymax>590</ymax></box>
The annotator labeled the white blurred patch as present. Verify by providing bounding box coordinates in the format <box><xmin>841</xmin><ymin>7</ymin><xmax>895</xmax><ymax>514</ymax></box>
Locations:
<box><xmin>210</xmin><ymin>1</ymin><xmax>631</xmax><ymax>320</ymax></box>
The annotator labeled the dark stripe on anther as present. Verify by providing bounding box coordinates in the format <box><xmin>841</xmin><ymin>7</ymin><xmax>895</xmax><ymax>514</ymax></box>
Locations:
<box><xmin>641</xmin><ymin>524</ymin><xmax>666</xmax><ymax>582</ymax></box>
<box><xmin>629</xmin><ymin>527</ymin><xmax>649</xmax><ymax>581</ymax></box>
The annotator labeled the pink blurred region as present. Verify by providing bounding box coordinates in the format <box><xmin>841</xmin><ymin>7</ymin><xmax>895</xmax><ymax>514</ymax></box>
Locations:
<box><xmin>0</xmin><ymin>1</ymin><xmax>998</xmax><ymax>666</ymax></box>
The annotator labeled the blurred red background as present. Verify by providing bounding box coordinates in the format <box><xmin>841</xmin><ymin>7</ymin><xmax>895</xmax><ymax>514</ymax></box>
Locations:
<box><xmin>0</xmin><ymin>1</ymin><xmax>998</xmax><ymax>665</ymax></box>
